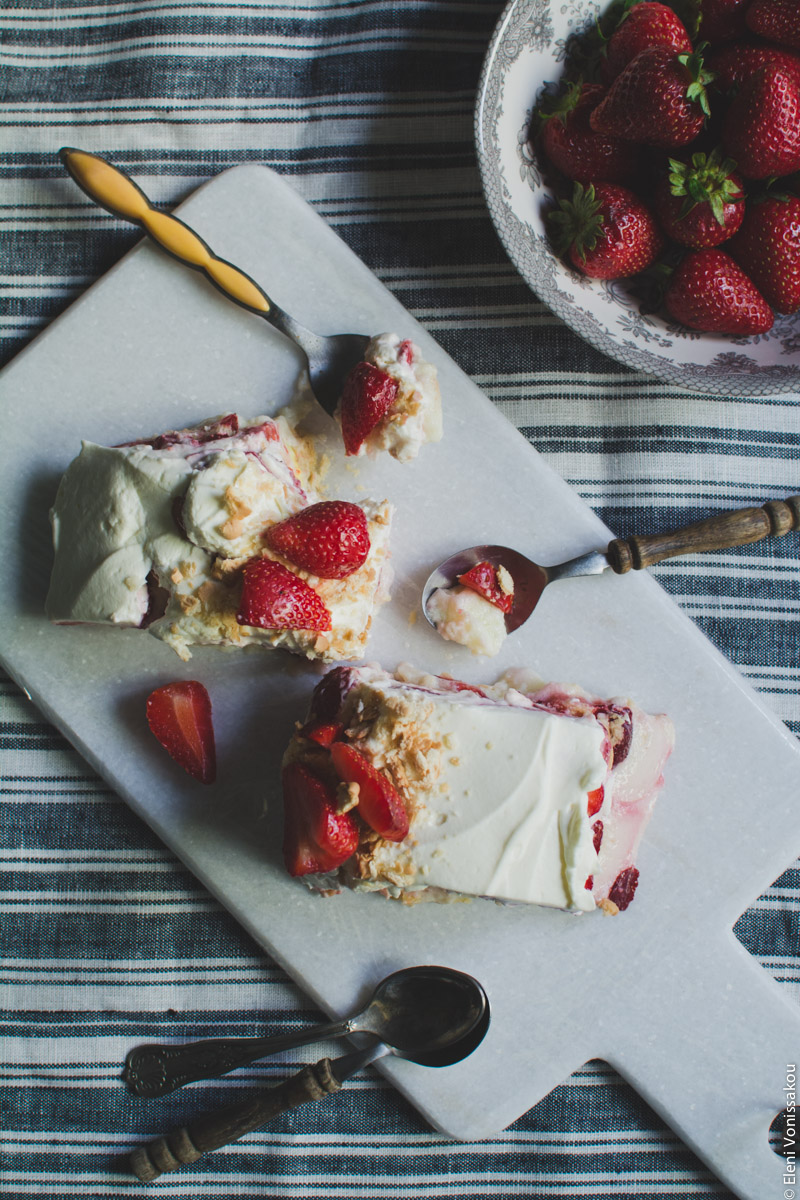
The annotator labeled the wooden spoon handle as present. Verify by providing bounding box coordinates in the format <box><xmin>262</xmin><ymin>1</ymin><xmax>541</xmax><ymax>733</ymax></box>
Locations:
<box><xmin>59</xmin><ymin>147</ymin><xmax>271</xmax><ymax>316</ymax></box>
<box><xmin>128</xmin><ymin>1058</ymin><xmax>341</xmax><ymax>1182</ymax></box>
<box><xmin>606</xmin><ymin>496</ymin><xmax>800</xmax><ymax>574</ymax></box>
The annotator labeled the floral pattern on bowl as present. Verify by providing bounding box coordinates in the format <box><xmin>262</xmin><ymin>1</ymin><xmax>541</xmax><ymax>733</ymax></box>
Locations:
<box><xmin>474</xmin><ymin>0</ymin><xmax>800</xmax><ymax>397</ymax></box>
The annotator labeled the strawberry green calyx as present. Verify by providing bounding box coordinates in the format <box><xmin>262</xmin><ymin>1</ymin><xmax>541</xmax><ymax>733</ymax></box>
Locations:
<box><xmin>677</xmin><ymin>45</ymin><xmax>715</xmax><ymax>118</ymax></box>
<box><xmin>668</xmin><ymin>147</ymin><xmax>741</xmax><ymax>225</ymax></box>
<box><xmin>548</xmin><ymin>182</ymin><xmax>605</xmax><ymax>262</ymax></box>
<box><xmin>538</xmin><ymin>78</ymin><xmax>584</xmax><ymax>127</ymax></box>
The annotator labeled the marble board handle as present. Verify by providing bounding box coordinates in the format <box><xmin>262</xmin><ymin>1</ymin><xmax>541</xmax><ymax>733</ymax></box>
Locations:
<box><xmin>606</xmin><ymin>495</ymin><xmax>800</xmax><ymax>573</ymax></box>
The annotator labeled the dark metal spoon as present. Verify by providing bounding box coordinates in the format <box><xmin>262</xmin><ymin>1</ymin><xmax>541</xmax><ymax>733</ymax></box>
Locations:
<box><xmin>124</xmin><ymin>964</ymin><xmax>488</xmax><ymax>1098</ymax></box>
<box><xmin>423</xmin><ymin>495</ymin><xmax>800</xmax><ymax>635</ymax></box>
<box><xmin>58</xmin><ymin>147</ymin><xmax>369</xmax><ymax>417</ymax></box>
<box><xmin>127</xmin><ymin>976</ymin><xmax>491</xmax><ymax>1182</ymax></box>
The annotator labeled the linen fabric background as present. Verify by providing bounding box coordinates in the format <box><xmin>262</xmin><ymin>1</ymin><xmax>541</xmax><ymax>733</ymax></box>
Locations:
<box><xmin>1</xmin><ymin>2</ymin><xmax>798</xmax><ymax>1197</ymax></box>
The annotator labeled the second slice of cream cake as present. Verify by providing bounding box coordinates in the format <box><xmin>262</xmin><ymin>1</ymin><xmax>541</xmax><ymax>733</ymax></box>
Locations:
<box><xmin>45</xmin><ymin>409</ymin><xmax>393</xmax><ymax>662</ymax></box>
<box><xmin>282</xmin><ymin>663</ymin><xmax>675</xmax><ymax>913</ymax></box>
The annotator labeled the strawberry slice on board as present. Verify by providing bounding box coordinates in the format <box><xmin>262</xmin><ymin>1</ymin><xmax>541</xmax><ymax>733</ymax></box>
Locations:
<box><xmin>264</xmin><ymin>500</ymin><xmax>371</xmax><ymax>580</ymax></box>
<box><xmin>330</xmin><ymin>742</ymin><xmax>410</xmax><ymax>841</ymax></box>
<box><xmin>457</xmin><ymin>560</ymin><xmax>515</xmax><ymax>613</ymax></box>
<box><xmin>339</xmin><ymin>361</ymin><xmax>399</xmax><ymax>455</ymax></box>
<box><xmin>282</xmin><ymin>761</ymin><xmax>359</xmax><ymax>876</ymax></box>
<box><xmin>236</xmin><ymin>559</ymin><xmax>332</xmax><ymax>632</ymax></box>
<box><xmin>146</xmin><ymin>680</ymin><xmax>216</xmax><ymax>784</ymax></box>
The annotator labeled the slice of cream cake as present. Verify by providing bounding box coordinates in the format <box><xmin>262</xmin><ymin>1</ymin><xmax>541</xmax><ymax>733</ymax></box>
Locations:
<box><xmin>281</xmin><ymin>663</ymin><xmax>674</xmax><ymax>914</ymax></box>
<box><xmin>46</xmin><ymin>411</ymin><xmax>393</xmax><ymax>662</ymax></box>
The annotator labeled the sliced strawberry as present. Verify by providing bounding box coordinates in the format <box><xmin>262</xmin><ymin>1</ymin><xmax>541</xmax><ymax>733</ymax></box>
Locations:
<box><xmin>592</xmin><ymin>820</ymin><xmax>604</xmax><ymax>854</ymax></box>
<box><xmin>587</xmin><ymin>786</ymin><xmax>605</xmax><ymax>817</ymax></box>
<box><xmin>237</xmin><ymin>559</ymin><xmax>331</xmax><ymax>632</ymax></box>
<box><xmin>264</xmin><ymin>501</ymin><xmax>370</xmax><ymax>579</ymax></box>
<box><xmin>282</xmin><ymin>761</ymin><xmax>359</xmax><ymax>876</ymax></box>
<box><xmin>302</xmin><ymin>720</ymin><xmax>344</xmax><ymax>748</ymax></box>
<box><xmin>146</xmin><ymin>681</ymin><xmax>216</xmax><ymax>784</ymax></box>
<box><xmin>397</xmin><ymin>339</ymin><xmax>416</xmax><ymax>364</ymax></box>
<box><xmin>457</xmin><ymin>561</ymin><xmax>515</xmax><ymax>613</ymax></box>
<box><xmin>330</xmin><ymin>742</ymin><xmax>409</xmax><ymax>841</ymax></box>
<box><xmin>339</xmin><ymin>361</ymin><xmax>399</xmax><ymax>455</ymax></box>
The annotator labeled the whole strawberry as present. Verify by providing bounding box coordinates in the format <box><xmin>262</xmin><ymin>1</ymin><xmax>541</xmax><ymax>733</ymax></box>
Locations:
<box><xmin>590</xmin><ymin>46</ymin><xmax>714</xmax><ymax>149</ymax></box>
<box><xmin>698</xmin><ymin>0</ymin><xmax>749</xmax><ymax>43</ymax></box>
<box><xmin>664</xmin><ymin>248</ymin><xmax>774</xmax><ymax>333</ymax></box>
<box><xmin>746</xmin><ymin>0</ymin><xmax>800</xmax><ymax>50</ymax></box>
<box><xmin>537</xmin><ymin>81</ymin><xmax>638</xmax><ymax>185</ymax></box>
<box><xmin>549</xmin><ymin>182</ymin><xmax>664</xmax><ymax>278</ymax></box>
<box><xmin>654</xmin><ymin>149</ymin><xmax>745</xmax><ymax>246</ymax></box>
<box><xmin>602</xmin><ymin>1</ymin><xmax>692</xmax><ymax>81</ymax></box>
<box><xmin>723</xmin><ymin>66</ymin><xmax>800</xmax><ymax>179</ymax></box>
<box><xmin>728</xmin><ymin>195</ymin><xmax>800</xmax><ymax>313</ymax></box>
<box><xmin>707</xmin><ymin>40</ymin><xmax>800</xmax><ymax>94</ymax></box>
<box><xmin>264</xmin><ymin>500</ymin><xmax>370</xmax><ymax>579</ymax></box>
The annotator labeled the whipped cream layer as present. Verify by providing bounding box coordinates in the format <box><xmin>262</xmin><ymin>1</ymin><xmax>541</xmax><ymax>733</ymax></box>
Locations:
<box><xmin>357</xmin><ymin>333</ymin><xmax>442</xmax><ymax>462</ymax></box>
<box><xmin>427</xmin><ymin>584</ymin><xmax>507</xmax><ymax>656</ymax></box>
<box><xmin>46</xmin><ymin>412</ymin><xmax>392</xmax><ymax>663</ymax></box>
<box><xmin>286</xmin><ymin>663</ymin><xmax>674</xmax><ymax>913</ymax></box>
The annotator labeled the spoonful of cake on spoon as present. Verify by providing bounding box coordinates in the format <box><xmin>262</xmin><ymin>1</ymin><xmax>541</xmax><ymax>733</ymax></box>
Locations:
<box><xmin>423</xmin><ymin>494</ymin><xmax>800</xmax><ymax>656</ymax></box>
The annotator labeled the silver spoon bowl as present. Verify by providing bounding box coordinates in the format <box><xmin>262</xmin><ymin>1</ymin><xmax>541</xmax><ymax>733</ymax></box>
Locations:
<box><xmin>124</xmin><ymin>964</ymin><xmax>488</xmax><ymax>1097</ymax></box>
<box><xmin>58</xmin><ymin>147</ymin><xmax>369</xmax><ymax>417</ymax></box>
<box><xmin>423</xmin><ymin>495</ymin><xmax>800</xmax><ymax>635</ymax></box>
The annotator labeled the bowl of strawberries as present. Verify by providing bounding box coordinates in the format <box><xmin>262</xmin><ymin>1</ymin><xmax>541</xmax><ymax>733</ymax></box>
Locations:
<box><xmin>475</xmin><ymin>0</ymin><xmax>800</xmax><ymax>395</ymax></box>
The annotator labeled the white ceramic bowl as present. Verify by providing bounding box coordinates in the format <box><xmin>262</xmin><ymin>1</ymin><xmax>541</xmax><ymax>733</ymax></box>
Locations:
<box><xmin>474</xmin><ymin>0</ymin><xmax>800</xmax><ymax>396</ymax></box>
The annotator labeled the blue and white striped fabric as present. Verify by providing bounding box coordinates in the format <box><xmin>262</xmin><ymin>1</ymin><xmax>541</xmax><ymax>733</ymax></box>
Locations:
<box><xmin>1</xmin><ymin>2</ymin><xmax>798</xmax><ymax>1197</ymax></box>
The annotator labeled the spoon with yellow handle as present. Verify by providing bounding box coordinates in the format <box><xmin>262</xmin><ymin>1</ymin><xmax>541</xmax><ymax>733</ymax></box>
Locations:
<box><xmin>58</xmin><ymin>147</ymin><xmax>369</xmax><ymax>416</ymax></box>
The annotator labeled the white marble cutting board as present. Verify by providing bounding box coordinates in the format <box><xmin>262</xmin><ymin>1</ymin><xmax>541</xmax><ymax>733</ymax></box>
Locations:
<box><xmin>1</xmin><ymin>164</ymin><xmax>799</xmax><ymax>1200</ymax></box>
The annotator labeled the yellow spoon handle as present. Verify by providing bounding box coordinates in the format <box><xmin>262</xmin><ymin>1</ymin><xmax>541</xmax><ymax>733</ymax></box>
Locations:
<box><xmin>59</xmin><ymin>147</ymin><xmax>270</xmax><ymax>316</ymax></box>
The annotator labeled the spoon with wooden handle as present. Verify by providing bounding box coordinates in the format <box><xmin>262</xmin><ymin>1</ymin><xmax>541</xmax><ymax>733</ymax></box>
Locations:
<box><xmin>127</xmin><ymin>993</ymin><xmax>491</xmax><ymax>1182</ymax></box>
<box><xmin>423</xmin><ymin>495</ymin><xmax>800</xmax><ymax>634</ymax></box>
<box><xmin>58</xmin><ymin>147</ymin><xmax>369</xmax><ymax>416</ymax></box>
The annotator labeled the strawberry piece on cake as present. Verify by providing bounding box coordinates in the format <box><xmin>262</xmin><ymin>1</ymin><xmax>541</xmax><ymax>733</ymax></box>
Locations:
<box><xmin>282</xmin><ymin>761</ymin><xmax>360</xmax><ymax>876</ymax></box>
<box><xmin>264</xmin><ymin>500</ymin><xmax>370</xmax><ymax>579</ymax></box>
<box><xmin>329</xmin><ymin>742</ymin><xmax>410</xmax><ymax>841</ymax></box>
<box><xmin>281</xmin><ymin>664</ymin><xmax>674</xmax><ymax>913</ymax></box>
<box><xmin>337</xmin><ymin>333</ymin><xmax>442</xmax><ymax>462</ymax></box>
<box><xmin>237</xmin><ymin>559</ymin><xmax>332</xmax><ymax>632</ymax></box>
<box><xmin>146</xmin><ymin>680</ymin><xmax>216</xmax><ymax>784</ymax></box>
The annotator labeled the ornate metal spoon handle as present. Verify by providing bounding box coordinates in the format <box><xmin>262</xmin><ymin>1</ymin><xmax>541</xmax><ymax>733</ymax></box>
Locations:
<box><xmin>124</xmin><ymin>1021</ymin><xmax>349</xmax><ymax>1098</ymax></box>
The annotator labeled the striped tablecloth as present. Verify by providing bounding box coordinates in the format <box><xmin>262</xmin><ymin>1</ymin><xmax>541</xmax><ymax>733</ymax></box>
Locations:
<box><xmin>1</xmin><ymin>3</ymin><xmax>798</xmax><ymax>1197</ymax></box>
